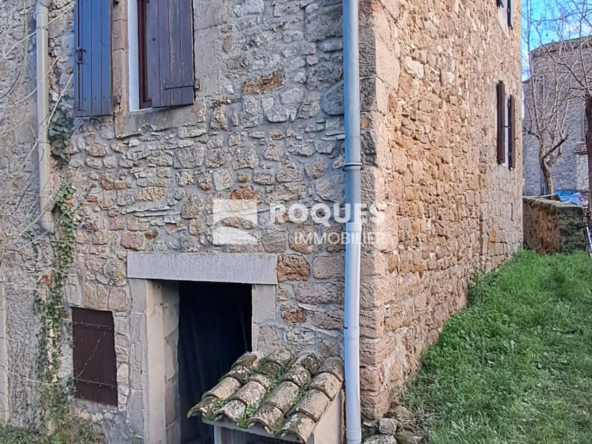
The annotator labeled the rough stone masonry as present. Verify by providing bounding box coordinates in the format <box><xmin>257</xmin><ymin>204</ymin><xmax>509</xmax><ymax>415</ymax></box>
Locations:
<box><xmin>0</xmin><ymin>0</ymin><xmax>522</xmax><ymax>441</ymax></box>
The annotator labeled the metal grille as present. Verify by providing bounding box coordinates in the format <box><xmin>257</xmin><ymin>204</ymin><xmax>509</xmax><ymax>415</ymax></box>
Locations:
<box><xmin>72</xmin><ymin>308</ymin><xmax>117</xmax><ymax>406</ymax></box>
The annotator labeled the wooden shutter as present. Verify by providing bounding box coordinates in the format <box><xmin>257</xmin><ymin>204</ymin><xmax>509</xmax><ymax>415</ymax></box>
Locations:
<box><xmin>497</xmin><ymin>82</ymin><xmax>506</xmax><ymax>165</ymax></box>
<box><xmin>74</xmin><ymin>0</ymin><xmax>112</xmax><ymax>117</ymax></box>
<box><xmin>72</xmin><ymin>308</ymin><xmax>117</xmax><ymax>406</ymax></box>
<box><xmin>508</xmin><ymin>0</ymin><xmax>514</xmax><ymax>28</ymax></box>
<box><xmin>148</xmin><ymin>0</ymin><xmax>195</xmax><ymax>108</ymax></box>
<box><xmin>509</xmin><ymin>95</ymin><xmax>516</xmax><ymax>169</ymax></box>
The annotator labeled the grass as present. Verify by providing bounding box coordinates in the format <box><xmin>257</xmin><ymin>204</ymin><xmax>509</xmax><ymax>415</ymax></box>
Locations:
<box><xmin>406</xmin><ymin>251</ymin><xmax>592</xmax><ymax>444</ymax></box>
<box><xmin>0</xmin><ymin>418</ymin><xmax>103</xmax><ymax>444</ymax></box>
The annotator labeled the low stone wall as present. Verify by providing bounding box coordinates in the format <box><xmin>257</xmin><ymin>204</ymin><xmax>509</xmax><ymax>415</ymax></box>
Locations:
<box><xmin>523</xmin><ymin>197</ymin><xmax>587</xmax><ymax>254</ymax></box>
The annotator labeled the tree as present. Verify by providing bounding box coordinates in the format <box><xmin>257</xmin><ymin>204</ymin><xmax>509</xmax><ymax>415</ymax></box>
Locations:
<box><xmin>522</xmin><ymin>0</ymin><xmax>581</xmax><ymax>194</ymax></box>
<box><xmin>524</xmin><ymin>0</ymin><xmax>592</xmax><ymax>206</ymax></box>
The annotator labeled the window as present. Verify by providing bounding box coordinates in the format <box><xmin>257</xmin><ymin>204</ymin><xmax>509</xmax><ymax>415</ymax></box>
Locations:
<box><xmin>497</xmin><ymin>81</ymin><xmax>516</xmax><ymax>169</ymax></box>
<box><xmin>74</xmin><ymin>0</ymin><xmax>195</xmax><ymax>116</ymax></box>
<box><xmin>582</xmin><ymin>110</ymin><xmax>589</xmax><ymax>141</ymax></box>
<box><xmin>136</xmin><ymin>0</ymin><xmax>195</xmax><ymax>109</ymax></box>
<box><xmin>72</xmin><ymin>308</ymin><xmax>117</xmax><ymax>406</ymax></box>
<box><xmin>497</xmin><ymin>0</ymin><xmax>514</xmax><ymax>29</ymax></box>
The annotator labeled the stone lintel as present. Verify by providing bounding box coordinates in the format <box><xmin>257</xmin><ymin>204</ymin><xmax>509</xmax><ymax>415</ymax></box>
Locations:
<box><xmin>127</xmin><ymin>253</ymin><xmax>278</xmax><ymax>285</ymax></box>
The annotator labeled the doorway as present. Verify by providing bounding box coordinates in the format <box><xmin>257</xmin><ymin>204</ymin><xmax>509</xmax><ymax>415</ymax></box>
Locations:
<box><xmin>177</xmin><ymin>281</ymin><xmax>252</xmax><ymax>444</ymax></box>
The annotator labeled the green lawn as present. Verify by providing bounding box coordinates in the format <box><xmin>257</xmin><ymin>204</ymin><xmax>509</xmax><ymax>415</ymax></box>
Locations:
<box><xmin>406</xmin><ymin>251</ymin><xmax>592</xmax><ymax>444</ymax></box>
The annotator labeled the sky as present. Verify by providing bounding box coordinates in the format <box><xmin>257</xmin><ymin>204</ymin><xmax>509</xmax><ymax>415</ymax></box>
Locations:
<box><xmin>521</xmin><ymin>0</ymin><xmax>592</xmax><ymax>77</ymax></box>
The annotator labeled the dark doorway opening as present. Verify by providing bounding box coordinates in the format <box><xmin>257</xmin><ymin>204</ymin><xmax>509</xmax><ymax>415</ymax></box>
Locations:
<box><xmin>178</xmin><ymin>281</ymin><xmax>252</xmax><ymax>444</ymax></box>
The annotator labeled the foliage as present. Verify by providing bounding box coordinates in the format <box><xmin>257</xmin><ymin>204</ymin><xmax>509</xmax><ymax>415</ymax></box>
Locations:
<box><xmin>33</xmin><ymin>109</ymin><xmax>99</xmax><ymax>442</ymax></box>
<box><xmin>0</xmin><ymin>419</ymin><xmax>101</xmax><ymax>444</ymax></box>
<box><xmin>47</xmin><ymin>108</ymin><xmax>74</xmax><ymax>165</ymax></box>
<box><xmin>405</xmin><ymin>251</ymin><xmax>592</xmax><ymax>444</ymax></box>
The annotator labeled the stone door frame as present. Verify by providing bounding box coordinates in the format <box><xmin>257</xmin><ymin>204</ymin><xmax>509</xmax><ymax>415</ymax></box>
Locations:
<box><xmin>127</xmin><ymin>253</ymin><xmax>278</xmax><ymax>444</ymax></box>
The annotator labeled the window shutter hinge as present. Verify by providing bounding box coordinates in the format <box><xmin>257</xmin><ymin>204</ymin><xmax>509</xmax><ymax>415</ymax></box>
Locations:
<box><xmin>163</xmin><ymin>81</ymin><xmax>196</xmax><ymax>90</ymax></box>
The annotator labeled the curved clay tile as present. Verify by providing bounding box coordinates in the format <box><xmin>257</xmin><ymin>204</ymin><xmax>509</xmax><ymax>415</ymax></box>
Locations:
<box><xmin>258</xmin><ymin>360</ymin><xmax>283</xmax><ymax>378</ymax></box>
<box><xmin>289</xmin><ymin>388</ymin><xmax>331</xmax><ymax>422</ymax></box>
<box><xmin>203</xmin><ymin>377</ymin><xmax>242</xmax><ymax>400</ymax></box>
<box><xmin>187</xmin><ymin>395</ymin><xmax>218</xmax><ymax>418</ymax></box>
<box><xmin>282</xmin><ymin>363</ymin><xmax>311</xmax><ymax>387</ymax></box>
<box><xmin>316</xmin><ymin>357</ymin><xmax>345</xmax><ymax>381</ymax></box>
<box><xmin>264</xmin><ymin>380</ymin><xmax>300</xmax><ymax>412</ymax></box>
<box><xmin>246</xmin><ymin>403</ymin><xmax>284</xmax><ymax>434</ymax></box>
<box><xmin>293</xmin><ymin>352</ymin><xmax>321</xmax><ymax>374</ymax></box>
<box><xmin>215</xmin><ymin>399</ymin><xmax>246</xmax><ymax>423</ymax></box>
<box><xmin>225</xmin><ymin>364</ymin><xmax>254</xmax><ymax>384</ymax></box>
<box><xmin>229</xmin><ymin>380</ymin><xmax>267</xmax><ymax>406</ymax></box>
<box><xmin>232</xmin><ymin>351</ymin><xmax>263</xmax><ymax>370</ymax></box>
<box><xmin>265</xmin><ymin>348</ymin><xmax>295</xmax><ymax>367</ymax></box>
<box><xmin>249</xmin><ymin>372</ymin><xmax>273</xmax><ymax>391</ymax></box>
<box><xmin>309</xmin><ymin>371</ymin><xmax>341</xmax><ymax>400</ymax></box>
<box><xmin>280</xmin><ymin>412</ymin><xmax>316</xmax><ymax>443</ymax></box>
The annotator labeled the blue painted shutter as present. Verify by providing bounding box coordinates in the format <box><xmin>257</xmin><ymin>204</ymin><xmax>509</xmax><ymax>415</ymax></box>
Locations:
<box><xmin>74</xmin><ymin>0</ymin><xmax>112</xmax><ymax>117</ymax></box>
<box><xmin>148</xmin><ymin>0</ymin><xmax>195</xmax><ymax>108</ymax></box>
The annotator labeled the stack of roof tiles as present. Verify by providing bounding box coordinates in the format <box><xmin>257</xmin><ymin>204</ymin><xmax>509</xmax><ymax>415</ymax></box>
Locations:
<box><xmin>187</xmin><ymin>348</ymin><xmax>344</xmax><ymax>443</ymax></box>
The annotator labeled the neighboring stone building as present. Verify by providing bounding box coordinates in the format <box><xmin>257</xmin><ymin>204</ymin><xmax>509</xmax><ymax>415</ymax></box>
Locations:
<box><xmin>0</xmin><ymin>0</ymin><xmax>522</xmax><ymax>442</ymax></box>
<box><xmin>575</xmin><ymin>142</ymin><xmax>589</xmax><ymax>192</ymax></box>
<box><xmin>523</xmin><ymin>37</ymin><xmax>592</xmax><ymax>196</ymax></box>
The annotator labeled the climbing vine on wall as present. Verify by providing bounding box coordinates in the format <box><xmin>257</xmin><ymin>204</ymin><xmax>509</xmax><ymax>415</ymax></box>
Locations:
<box><xmin>34</xmin><ymin>110</ymin><xmax>101</xmax><ymax>442</ymax></box>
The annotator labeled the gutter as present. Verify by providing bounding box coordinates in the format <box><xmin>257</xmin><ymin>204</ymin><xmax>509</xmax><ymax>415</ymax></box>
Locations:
<box><xmin>36</xmin><ymin>0</ymin><xmax>56</xmax><ymax>234</ymax></box>
<box><xmin>342</xmin><ymin>0</ymin><xmax>362</xmax><ymax>443</ymax></box>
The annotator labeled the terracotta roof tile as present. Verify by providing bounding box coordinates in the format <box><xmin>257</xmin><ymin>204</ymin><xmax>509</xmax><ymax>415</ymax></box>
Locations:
<box><xmin>215</xmin><ymin>399</ymin><xmax>246</xmax><ymax>423</ymax></box>
<box><xmin>265</xmin><ymin>381</ymin><xmax>300</xmax><ymax>412</ymax></box>
<box><xmin>280</xmin><ymin>412</ymin><xmax>317</xmax><ymax>442</ymax></box>
<box><xmin>187</xmin><ymin>395</ymin><xmax>218</xmax><ymax>418</ymax></box>
<box><xmin>188</xmin><ymin>349</ymin><xmax>344</xmax><ymax>443</ymax></box>
<box><xmin>226</xmin><ymin>364</ymin><xmax>254</xmax><ymax>384</ymax></box>
<box><xmin>247</xmin><ymin>403</ymin><xmax>284</xmax><ymax>434</ymax></box>
<box><xmin>290</xmin><ymin>389</ymin><xmax>331</xmax><ymax>422</ymax></box>
<box><xmin>229</xmin><ymin>380</ymin><xmax>267</xmax><ymax>405</ymax></box>
<box><xmin>309</xmin><ymin>372</ymin><xmax>341</xmax><ymax>400</ymax></box>
<box><xmin>282</xmin><ymin>363</ymin><xmax>312</xmax><ymax>387</ymax></box>
<box><xmin>317</xmin><ymin>357</ymin><xmax>345</xmax><ymax>381</ymax></box>
<box><xmin>249</xmin><ymin>372</ymin><xmax>274</xmax><ymax>390</ymax></box>
<box><xmin>203</xmin><ymin>377</ymin><xmax>241</xmax><ymax>400</ymax></box>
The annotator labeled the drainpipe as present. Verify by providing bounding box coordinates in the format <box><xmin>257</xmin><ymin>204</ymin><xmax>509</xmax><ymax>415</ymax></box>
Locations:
<box><xmin>343</xmin><ymin>0</ymin><xmax>362</xmax><ymax>443</ymax></box>
<box><xmin>36</xmin><ymin>0</ymin><xmax>56</xmax><ymax>234</ymax></box>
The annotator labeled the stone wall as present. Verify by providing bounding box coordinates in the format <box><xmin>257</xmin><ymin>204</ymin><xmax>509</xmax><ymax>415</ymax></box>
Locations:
<box><xmin>0</xmin><ymin>0</ymin><xmax>523</xmax><ymax>439</ymax></box>
<box><xmin>576</xmin><ymin>150</ymin><xmax>589</xmax><ymax>192</ymax></box>
<box><xmin>523</xmin><ymin>197</ymin><xmax>587</xmax><ymax>254</ymax></box>
<box><xmin>355</xmin><ymin>0</ymin><xmax>523</xmax><ymax>418</ymax></box>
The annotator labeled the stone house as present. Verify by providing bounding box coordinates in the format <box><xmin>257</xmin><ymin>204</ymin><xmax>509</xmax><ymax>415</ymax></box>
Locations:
<box><xmin>523</xmin><ymin>37</ymin><xmax>592</xmax><ymax>196</ymax></box>
<box><xmin>0</xmin><ymin>0</ymin><xmax>522</xmax><ymax>443</ymax></box>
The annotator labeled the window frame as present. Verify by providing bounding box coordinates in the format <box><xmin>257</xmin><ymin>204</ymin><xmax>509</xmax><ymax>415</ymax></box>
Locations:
<box><xmin>137</xmin><ymin>0</ymin><xmax>152</xmax><ymax>109</ymax></box>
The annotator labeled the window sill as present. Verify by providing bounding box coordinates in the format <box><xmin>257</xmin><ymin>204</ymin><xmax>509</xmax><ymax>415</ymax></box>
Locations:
<box><xmin>114</xmin><ymin>102</ymin><xmax>204</xmax><ymax>139</ymax></box>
